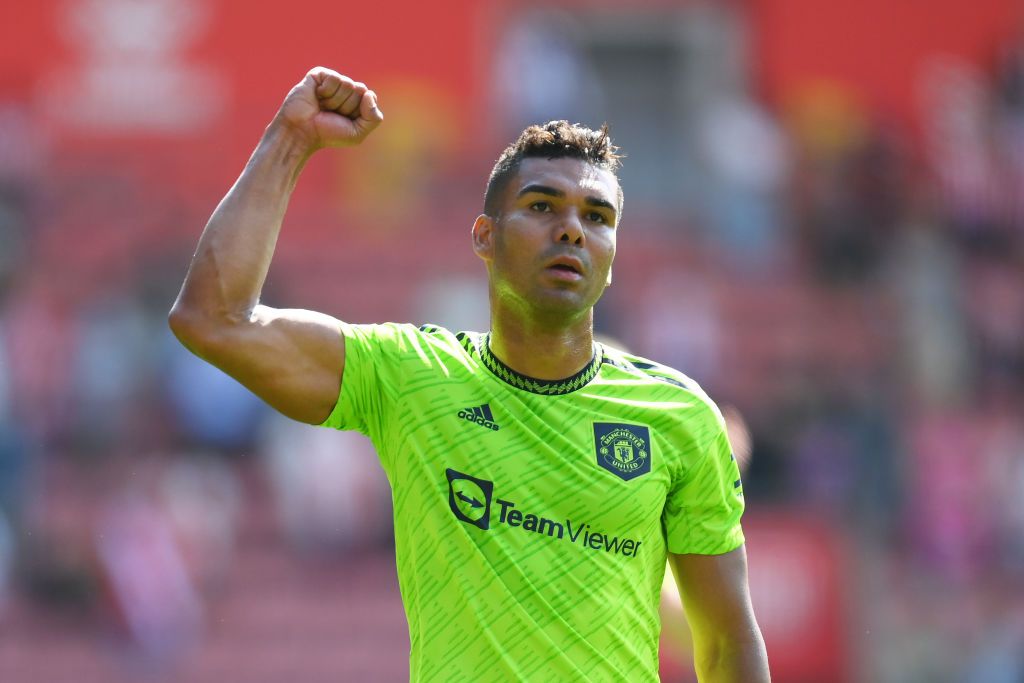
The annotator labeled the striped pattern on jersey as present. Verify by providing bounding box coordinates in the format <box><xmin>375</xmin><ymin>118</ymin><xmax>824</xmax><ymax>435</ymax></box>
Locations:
<box><xmin>320</xmin><ymin>323</ymin><xmax>744</xmax><ymax>682</ymax></box>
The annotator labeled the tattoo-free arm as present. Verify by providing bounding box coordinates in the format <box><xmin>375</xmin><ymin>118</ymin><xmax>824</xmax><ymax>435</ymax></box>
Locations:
<box><xmin>168</xmin><ymin>68</ymin><xmax>382</xmax><ymax>424</ymax></box>
<box><xmin>668</xmin><ymin>545</ymin><xmax>770</xmax><ymax>682</ymax></box>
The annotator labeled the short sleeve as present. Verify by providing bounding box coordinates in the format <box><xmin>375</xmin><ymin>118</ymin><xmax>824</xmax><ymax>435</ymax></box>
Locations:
<box><xmin>318</xmin><ymin>322</ymin><xmax>408</xmax><ymax>451</ymax></box>
<box><xmin>663</xmin><ymin>404</ymin><xmax>745</xmax><ymax>555</ymax></box>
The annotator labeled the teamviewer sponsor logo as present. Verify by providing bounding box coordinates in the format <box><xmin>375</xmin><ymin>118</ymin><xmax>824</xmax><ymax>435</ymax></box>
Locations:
<box><xmin>443</xmin><ymin>468</ymin><xmax>643</xmax><ymax>557</ymax></box>
<box><xmin>457</xmin><ymin>403</ymin><xmax>500</xmax><ymax>431</ymax></box>
<box><xmin>446</xmin><ymin>469</ymin><xmax>493</xmax><ymax>530</ymax></box>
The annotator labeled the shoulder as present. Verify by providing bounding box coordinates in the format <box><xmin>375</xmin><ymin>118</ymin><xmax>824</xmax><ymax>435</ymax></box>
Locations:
<box><xmin>599</xmin><ymin>344</ymin><xmax>725</xmax><ymax>424</ymax></box>
<box><xmin>416</xmin><ymin>323</ymin><xmax>475</xmax><ymax>343</ymax></box>
<box><xmin>600</xmin><ymin>343</ymin><xmax>701</xmax><ymax>392</ymax></box>
<box><xmin>415</xmin><ymin>323</ymin><xmax>481</xmax><ymax>355</ymax></box>
<box><xmin>342</xmin><ymin>322</ymin><xmax>469</xmax><ymax>344</ymax></box>
<box><xmin>341</xmin><ymin>322</ymin><xmax>479</xmax><ymax>359</ymax></box>
<box><xmin>411</xmin><ymin>324</ymin><xmax>490</xmax><ymax>369</ymax></box>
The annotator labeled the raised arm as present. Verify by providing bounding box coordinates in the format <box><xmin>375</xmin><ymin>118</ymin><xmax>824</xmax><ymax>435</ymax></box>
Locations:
<box><xmin>668</xmin><ymin>546</ymin><xmax>770</xmax><ymax>682</ymax></box>
<box><xmin>168</xmin><ymin>67</ymin><xmax>383</xmax><ymax>424</ymax></box>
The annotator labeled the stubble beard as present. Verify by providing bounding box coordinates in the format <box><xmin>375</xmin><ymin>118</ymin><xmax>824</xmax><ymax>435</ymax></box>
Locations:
<box><xmin>489</xmin><ymin>270</ymin><xmax>605</xmax><ymax>330</ymax></box>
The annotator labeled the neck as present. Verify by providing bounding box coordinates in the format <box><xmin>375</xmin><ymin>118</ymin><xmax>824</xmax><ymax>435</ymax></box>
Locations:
<box><xmin>487</xmin><ymin>306</ymin><xmax>596</xmax><ymax>381</ymax></box>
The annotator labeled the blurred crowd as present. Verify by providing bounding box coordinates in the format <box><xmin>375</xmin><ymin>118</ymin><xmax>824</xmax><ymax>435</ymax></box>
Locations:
<box><xmin>1</xmin><ymin>5</ymin><xmax>1024</xmax><ymax>682</ymax></box>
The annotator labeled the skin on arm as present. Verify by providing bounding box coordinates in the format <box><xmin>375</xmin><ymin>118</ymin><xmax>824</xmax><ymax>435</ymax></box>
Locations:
<box><xmin>168</xmin><ymin>67</ymin><xmax>383</xmax><ymax>424</ymax></box>
<box><xmin>668</xmin><ymin>546</ymin><xmax>771</xmax><ymax>683</ymax></box>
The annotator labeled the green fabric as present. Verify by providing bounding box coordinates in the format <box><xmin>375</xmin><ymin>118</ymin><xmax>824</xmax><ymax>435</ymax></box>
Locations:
<box><xmin>320</xmin><ymin>323</ymin><xmax>745</xmax><ymax>682</ymax></box>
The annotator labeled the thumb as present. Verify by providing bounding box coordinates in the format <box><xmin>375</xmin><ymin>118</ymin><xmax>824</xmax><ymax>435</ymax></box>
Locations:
<box><xmin>350</xmin><ymin>90</ymin><xmax>383</xmax><ymax>140</ymax></box>
<box><xmin>360</xmin><ymin>90</ymin><xmax>384</xmax><ymax>125</ymax></box>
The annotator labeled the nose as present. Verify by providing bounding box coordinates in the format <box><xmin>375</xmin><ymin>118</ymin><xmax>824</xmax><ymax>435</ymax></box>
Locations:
<box><xmin>557</xmin><ymin>213</ymin><xmax>584</xmax><ymax>246</ymax></box>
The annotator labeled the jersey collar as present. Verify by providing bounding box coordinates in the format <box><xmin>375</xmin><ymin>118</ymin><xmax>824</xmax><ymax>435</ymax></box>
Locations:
<box><xmin>477</xmin><ymin>333</ymin><xmax>602</xmax><ymax>396</ymax></box>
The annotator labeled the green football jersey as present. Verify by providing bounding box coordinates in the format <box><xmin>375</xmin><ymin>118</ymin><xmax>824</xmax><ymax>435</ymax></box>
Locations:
<box><xmin>319</xmin><ymin>323</ymin><xmax>744</xmax><ymax>682</ymax></box>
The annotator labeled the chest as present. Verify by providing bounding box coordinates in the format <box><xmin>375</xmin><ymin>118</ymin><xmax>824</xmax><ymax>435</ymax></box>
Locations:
<box><xmin>394</xmin><ymin>376</ymin><xmax>680</xmax><ymax>540</ymax></box>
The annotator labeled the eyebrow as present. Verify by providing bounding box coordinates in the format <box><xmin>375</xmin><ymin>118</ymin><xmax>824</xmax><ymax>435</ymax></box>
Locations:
<box><xmin>517</xmin><ymin>184</ymin><xmax>617</xmax><ymax>215</ymax></box>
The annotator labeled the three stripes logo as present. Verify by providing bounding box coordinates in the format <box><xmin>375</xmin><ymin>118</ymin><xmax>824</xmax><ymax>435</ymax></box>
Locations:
<box><xmin>458</xmin><ymin>403</ymin><xmax>500</xmax><ymax>431</ymax></box>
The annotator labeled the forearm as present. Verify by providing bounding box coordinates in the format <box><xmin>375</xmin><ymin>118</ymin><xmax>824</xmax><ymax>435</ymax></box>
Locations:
<box><xmin>694</xmin><ymin>630</ymin><xmax>770</xmax><ymax>683</ymax></box>
<box><xmin>172</xmin><ymin>119</ymin><xmax>312</xmax><ymax>325</ymax></box>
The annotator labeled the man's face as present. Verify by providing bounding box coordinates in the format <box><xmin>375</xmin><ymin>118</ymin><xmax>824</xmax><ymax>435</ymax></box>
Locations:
<box><xmin>474</xmin><ymin>156</ymin><xmax>620</xmax><ymax>322</ymax></box>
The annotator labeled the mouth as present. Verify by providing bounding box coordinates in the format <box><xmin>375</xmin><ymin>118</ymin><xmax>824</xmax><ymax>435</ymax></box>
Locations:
<box><xmin>544</xmin><ymin>256</ymin><xmax>586</xmax><ymax>281</ymax></box>
<box><xmin>545</xmin><ymin>263</ymin><xmax>583</xmax><ymax>282</ymax></box>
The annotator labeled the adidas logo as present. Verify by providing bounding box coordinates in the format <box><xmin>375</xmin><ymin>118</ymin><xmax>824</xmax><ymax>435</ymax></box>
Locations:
<box><xmin>457</xmin><ymin>403</ymin><xmax>500</xmax><ymax>431</ymax></box>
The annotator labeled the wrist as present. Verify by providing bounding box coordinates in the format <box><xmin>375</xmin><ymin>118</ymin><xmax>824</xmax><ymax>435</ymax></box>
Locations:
<box><xmin>262</xmin><ymin>117</ymin><xmax>318</xmax><ymax>166</ymax></box>
<box><xmin>253</xmin><ymin>118</ymin><xmax>319</xmax><ymax>185</ymax></box>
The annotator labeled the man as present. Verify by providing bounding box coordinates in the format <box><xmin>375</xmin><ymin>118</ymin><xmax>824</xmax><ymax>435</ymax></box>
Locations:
<box><xmin>169</xmin><ymin>67</ymin><xmax>770</xmax><ymax>682</ymax></box>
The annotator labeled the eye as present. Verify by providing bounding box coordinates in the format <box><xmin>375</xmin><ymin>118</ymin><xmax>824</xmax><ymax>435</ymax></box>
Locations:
<box><xmin>586</xmin><ymin>211</ymin><xmax>607</xmax><ymax>224</ymax></box>
<box><xmin>530</xmin><ymin>201</ymin><xmax>552</xmax><ymax>212</ymax></box>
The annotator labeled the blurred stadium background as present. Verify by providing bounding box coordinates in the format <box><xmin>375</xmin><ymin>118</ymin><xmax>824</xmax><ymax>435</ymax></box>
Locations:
<box><xmin>2</xmin><ymin>0</ymin><xmax>1023</xmax><ymax>681</ymax></box>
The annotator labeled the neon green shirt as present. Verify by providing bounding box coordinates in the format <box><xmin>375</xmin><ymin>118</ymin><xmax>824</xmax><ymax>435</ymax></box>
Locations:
<box><xmin>319</xmin><ymin>323</ymin><xmax>744</xmax><ymax>682</ymax></box>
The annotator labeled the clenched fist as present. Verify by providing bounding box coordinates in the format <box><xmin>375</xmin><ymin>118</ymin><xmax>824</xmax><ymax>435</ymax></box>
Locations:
<box><xmin>275</xmin><ymin>67</ymin><xmax>384</xmax><ymax>151</ymax></box>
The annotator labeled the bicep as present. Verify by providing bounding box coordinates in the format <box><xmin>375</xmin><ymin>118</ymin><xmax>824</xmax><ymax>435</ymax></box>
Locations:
<box><xmin>176</xmin><ymin>304</ymin><xmax>346</xmax><ymax>424</ymax></box>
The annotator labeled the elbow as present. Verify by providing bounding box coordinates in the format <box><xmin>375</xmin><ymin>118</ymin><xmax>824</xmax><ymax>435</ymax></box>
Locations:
<box><xmin>167</xmin><ymin>304</ymin><xmax>186</xmax><ymax>335</ymax></box>
<box><xmin>694</xmin><ymin>639</ymin><xmax>726</xmax><ymax>677</ymax></box>
<box><xmin>694</xmin><ymin>628</ymin><xmax>770</xmax><ymax>682</ymax></box>
<box><xmin>168</xmin><ymin>305</ymin><xmax>219</xmax><ymax>354</ymax></box>
<box><xmin>168</xmin><ymin>304</ymin><xmax>253</xmax><ymax>357</ymax></box>
<box><xmin>168</xmin><ymin>305</ymin><xmax>199</xmax><ymax>350</ymax></box>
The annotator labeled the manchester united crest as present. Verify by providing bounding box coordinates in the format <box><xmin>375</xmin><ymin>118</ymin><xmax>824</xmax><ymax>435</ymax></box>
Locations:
<box><xmin>593</xmin><ymin>423</ymin><xmax>652</xmax><ymax>481</ymax></box>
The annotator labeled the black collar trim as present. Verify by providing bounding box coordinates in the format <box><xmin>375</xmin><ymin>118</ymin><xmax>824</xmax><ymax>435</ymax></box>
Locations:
<box><xmin>477</xmin><ymin>333</ymin><xmax>602</xmax><ymax>395</ymax></box>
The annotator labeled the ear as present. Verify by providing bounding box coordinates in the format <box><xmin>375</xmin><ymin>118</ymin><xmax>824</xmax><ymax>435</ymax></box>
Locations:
<box><xmin>472</xmin><ymin>214</ymin><xmax>495</xmax><ymax>262</ymax></box>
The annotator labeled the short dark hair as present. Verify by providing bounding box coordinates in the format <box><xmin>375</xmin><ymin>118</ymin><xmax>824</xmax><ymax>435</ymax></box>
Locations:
<box><xmin>483</xmin><ymin>120</ymin><xmax>623</xmax><ymax>218</ymax></box>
